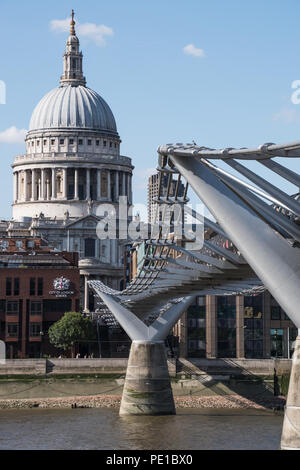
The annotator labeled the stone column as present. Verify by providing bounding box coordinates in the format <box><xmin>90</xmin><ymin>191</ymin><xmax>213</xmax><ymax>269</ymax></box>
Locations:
<box><xmin>115</xmin><ymin>171</ymin><xmax>119</xmax><ymax>202</ymax></box>
<box><xmin>74</xmin><ymin>168</ymin><xmax>79</xmax><ymax>200</ymax></box>
<box><xmin>63</xmin><ymin>168</ymin><xmax>68</xmax><ymax>199</ymax></box>
<box><xmin>129</xmin><ymin>174</ymin><xmax>133</xmax><ymax>204</ymax></box>
<box><xmin>122</xmin><ymin>172</ymin><xmax>126</xmax><ymax>197</ymax></box>
<box><xmin>23</xmin><ymin>170</ymin><xmax>28</xmax><ymax>201</ymax></box>
<box><xmin>236</xmin><ymin>296</ymin><xmax>245</xmax><ymax>358</ymax></box>
<box><xmin>18</xmin><ymin>172</ymin><xmax>22</xmax><ymax>202</ymax></box>
<box><xmin>46</xmin><ymin>179</ymin><xmax>50</xmax><ymax>201</ymax></box>
<box><xmin>13</xmin><ymin>172</ymin><xmax>18</xmax><ymax>202</ymax></box>
<box><xmin>107</xmin><ymin>170</ymin><xmax>111</xmax><ymax>201</ymax></box>
<box><xmin>31</xmin><ymin>169</ymin><xmax>36</xmax><ymax>201</ymax></box>
<box><xmin>127</xmin><ymin>173</ymin><xmax>131</xmax><ymax>203</ymax></box>
<box><xmin>206</xmin><ymin>295</ymin><xmax>217</xmax><ymax>358</ymax></box>
<box><xmin>84</xmin><ymin>275</ymin><xmax>90</xmax><ymax>313</ymax></box>
<box><xmin>97</xmin><ymin>169</ymin><xmax>101</xmax><ymax>200</ymax></box>
<box><xmin>119</xmin><ymin>341</ymin><xmax>176</xmax><ymax>416</ymax></box>
<box><xmin>51</xmin><ymin>168</ymin><xmax>56</xmax><ymax>200</ymax></box>
<box><xmin>40</xmin><ymin>169</ymin><xmax>45</xmax><ymax>200</ymax></box>
<box><xmin>86</xmin><ymin>168</ymin><xmax>90</xmax><ymax>200</ymax></box>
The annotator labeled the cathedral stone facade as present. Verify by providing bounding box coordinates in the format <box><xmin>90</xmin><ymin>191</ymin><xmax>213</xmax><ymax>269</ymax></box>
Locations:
<box><xmin>3</xmin><ymin>13</ymin><xmax>133</xmax><ymax>310</ymax></box>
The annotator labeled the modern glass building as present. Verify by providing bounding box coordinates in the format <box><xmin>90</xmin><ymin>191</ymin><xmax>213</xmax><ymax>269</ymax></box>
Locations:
<box><xmin>173</xmin><ymin>292</ymin><xmax>298</xmax><ymax>359</ymax></box>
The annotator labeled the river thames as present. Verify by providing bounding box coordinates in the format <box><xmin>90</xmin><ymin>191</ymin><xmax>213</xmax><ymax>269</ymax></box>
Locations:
<box><xmin>0</xmin><ymin>408</ymin><xmax>283</xmax><ymax>450</ymax></box>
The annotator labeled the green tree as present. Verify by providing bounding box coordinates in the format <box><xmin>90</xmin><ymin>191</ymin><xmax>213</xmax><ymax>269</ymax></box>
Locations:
<box><xmin>48</xmin><ymin>312</ymin><xmax>96</xmax><ymax>357</ymax></box>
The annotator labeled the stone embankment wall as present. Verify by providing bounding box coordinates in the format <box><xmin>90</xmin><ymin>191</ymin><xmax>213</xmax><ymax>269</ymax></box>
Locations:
<box><xmin>0</xmin><ymin>357</ymin><xmax>292</xmax><ymax>377</ymax></box>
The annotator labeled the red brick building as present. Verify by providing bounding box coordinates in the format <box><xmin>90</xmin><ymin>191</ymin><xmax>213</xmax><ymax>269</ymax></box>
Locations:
<box><xmin>0</xmin><ymin>237</ymin><xmax>80</xmax><ymax>358</ymax></box>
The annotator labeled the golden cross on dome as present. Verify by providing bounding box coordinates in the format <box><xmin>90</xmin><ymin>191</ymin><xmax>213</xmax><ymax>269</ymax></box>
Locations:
<box><xmin>70</xmin><ymin>9</ymin><xmax>76</xmax><ymax>35</ymax></box>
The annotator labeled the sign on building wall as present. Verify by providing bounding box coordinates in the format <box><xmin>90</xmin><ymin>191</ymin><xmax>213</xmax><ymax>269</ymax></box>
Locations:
<box><xmin>49</xmin><ymin>277</ymin><xmax>74</xmax><ymax>298</ymax></box>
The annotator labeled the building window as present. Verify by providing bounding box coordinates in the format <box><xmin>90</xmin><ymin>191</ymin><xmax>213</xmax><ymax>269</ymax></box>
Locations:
<box><xmin>187</xmin><ymin>298</ymin><xmax>206</xmax><ymax>358</ymax></box>
<box><xmin>6</xmin><ymin>278</ymin><xmax>12</xmax><ymax>296</ymax></box>
<box><xmin>270</xmin><ymin>329</ymin><xmax>284</xmax><ymax>358</ymax></box>
<box><xmin>60</xmin><ymin>139</ymin><xmax>65</xmax><ymax>145</ymax></box>
<box><xmin>29</xmin><ymin>323</ymin><xmax>42</xmax><ymax>337</ymax></box>
<box><xmin>51</xmin><ymin>139</ymin><xmax>55</xmax><ymax>145</ymax></box>
<box><xmin>31</xmin><ymin>141</ymin><xmax>34</xmax><ymax>147</ymax></box>
<box><xmin>27</xmin><ymin>240</ymin><xmax>34</xmax><ymax>249</ymax></box>
<box><xmin>217</xmin><ymin>296</ymin><xmax>236</xmax><ymax>358</ymax></box>
<box><xmin>69</xmin><ymin>139</ymin><xmax>74</xmax><ymax>145</ymax></box>
<box><xmin>43</xmin><ymin>140</ymin><xmax>47</xmax><ymax>145</ymax></box>
<box><xmin>43</xmin><ymin>299</ymin><xmax>72</xmax><ymax>313</ymax></box>
<box><xmin>7</xmin><ymin>323</ymin><xmax>19</xmax><ymax>338</ymax></box>
<box><xmin>30</xmin><ymin>278</ymin><xmax>36</xmax><ymax>296</ymax></box>
<box><xmin>114</xmin><ymin>143</ymin><xmax>117</xmax><ymax>148</ymax></box>
<box><xmin>109</xmin><ymin>142</ymin><xmax>112</xmax><ymax>148</ymax></box>
<box><xmin>244</xmin><ymin>295</ymin><xmax>263</xmax><ymax>358</ymax></box>
<box><xmin>103</xmin><ymin>140</ymin><xmax>107</xmax><ymax>147</ymax></box>
<box><xmin>84</xmin><ymin>239</ymin><xmax>95</xmax><ymax>257</ymax></box>
<box><xmin>30</xmin><ymin>301</ymin><xmax>42</xmax><ymax>316</ymax></box>
<box><xmin>37</xmin><ymin>278</ymin><xmax>43</xmax><ymax>296</ymax></box>
<box><xmin>271</xmin><ymin>306</ymin><xmax>281</xmax><ymax>320</ymax></box>
<box><xmin>14</xmin><ymin>278</ymin><xmax>20</xmax><ymax>296</ymax></box>
<box><xmin>96</xmin><ymin>140</ymin><xmax>99</xmax><ymax>146</ymax></box>
<box><xmin>37</xmin><ymin>140</ymin><xmax>40</xmax><ymax>146</ymax></box>
<box><xmin>6</xmin><ymin>301</ymin><xmax>19</xmax><ymax>315</ymax></box>
<box><xmin>0</xmin><ymin>240</ymin><xmax>8</xmax><ymax>251</ymax></box>
<box><xmin>16</xmin><ymin>240</ymin><xmax>23</xmax><ymax>248</ymax></box>
<box><xmin>78</xmin><ymin>139</ymin><xmax>83</xmax><ymax>145</ymax></box>
<box><xmin>88</xmin><ymin>139</ymin><xmax>92</xmax><ymax>146</ymax></box>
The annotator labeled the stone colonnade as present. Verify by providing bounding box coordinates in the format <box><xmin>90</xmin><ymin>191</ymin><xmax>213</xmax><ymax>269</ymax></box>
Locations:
<box><xmin>13</xmin><ymin>167</ymin><xmax>132</xmax><ymax>204</ymax></box>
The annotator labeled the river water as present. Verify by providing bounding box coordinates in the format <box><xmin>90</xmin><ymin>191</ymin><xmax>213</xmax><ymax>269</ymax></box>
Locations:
<box><xmin>0</xmin><ymin>408</ymin><xmax>282</xmax><ymax>450</ymax></box>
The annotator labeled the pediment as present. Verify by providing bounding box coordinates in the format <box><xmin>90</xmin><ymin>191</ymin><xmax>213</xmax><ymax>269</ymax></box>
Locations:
<box><xmin>66</xmin><ymin>215</ymin><xmax>101</xmax><ymax>229</ymax></box>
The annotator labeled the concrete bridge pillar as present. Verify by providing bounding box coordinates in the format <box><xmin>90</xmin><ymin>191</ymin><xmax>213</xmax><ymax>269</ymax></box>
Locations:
<box><xmin>119</xmin><ymin>340</ymin><xmax>176</xmax><ymax>416</ymax></box>
<box><xmin>281</xmin><ymin>336</ymin><xmax>300</xmax><ymax>450</ymax></box>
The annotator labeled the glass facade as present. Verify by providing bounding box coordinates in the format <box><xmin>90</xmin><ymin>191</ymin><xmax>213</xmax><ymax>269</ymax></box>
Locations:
<box><xmin>217</xmin><ymin>296</ymin><xmax>236</xmax><ymax>357</ymax></box>
<box><xmin>181</xmin><ymin>293</ymin><xmax>297</xmax><ymax>359</ymax></box>
<box><xmin>270</xmin><ymin>328</ymin><xmax>284</xmax><ymax>357</ymax></box>
<box><xmin>244</xmin><ymin>294</ymin><xmax>263</xmax><ymax>358</ymax></box>
<box><xmin>187</xmin><ymin>297</ymin><xmax>206</xmax><ymax>357</ymax></box>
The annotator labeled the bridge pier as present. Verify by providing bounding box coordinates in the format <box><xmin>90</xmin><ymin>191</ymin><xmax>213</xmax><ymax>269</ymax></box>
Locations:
<box><xmin>281</xmin><ymin>336</ymin><xmax>300</xmax><ymax>450</ymax></box>
<box><xmin>120</xmin><ymin>340</ymin><xmax>176</xmax><ymax>415</ymax></box>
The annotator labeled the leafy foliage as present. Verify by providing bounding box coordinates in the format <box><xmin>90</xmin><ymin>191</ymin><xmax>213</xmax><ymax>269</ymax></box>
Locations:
<box><xmin>48</xmin><ymin>312</ymin><xmax>96</xmax><ymax>356</ymax></box>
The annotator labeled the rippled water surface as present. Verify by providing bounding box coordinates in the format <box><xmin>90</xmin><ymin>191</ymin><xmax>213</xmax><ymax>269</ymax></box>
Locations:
<box><xmin>0</xmin><ymin>408</ymin><xmax>283</xmax><ymax>450</ymax></box>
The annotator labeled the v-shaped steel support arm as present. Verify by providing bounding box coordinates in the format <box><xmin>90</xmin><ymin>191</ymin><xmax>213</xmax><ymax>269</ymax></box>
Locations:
<box><xmin>96</xmin><ymin>291</ymin><xmax>195</xmax><ymax>341</ymax></box>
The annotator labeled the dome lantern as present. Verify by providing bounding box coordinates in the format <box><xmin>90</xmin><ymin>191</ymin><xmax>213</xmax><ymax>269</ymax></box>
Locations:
<box><xmin>60</xmin><ymin>10</ymin><xmax>86</xmax><ymax>87</ymax></box>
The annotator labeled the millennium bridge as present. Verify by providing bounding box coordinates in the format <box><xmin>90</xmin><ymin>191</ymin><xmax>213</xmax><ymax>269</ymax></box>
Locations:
<box><xmin>89</xmin><ymin>139</ymin><xmax>300</xmax><ymax>450</ymax></box>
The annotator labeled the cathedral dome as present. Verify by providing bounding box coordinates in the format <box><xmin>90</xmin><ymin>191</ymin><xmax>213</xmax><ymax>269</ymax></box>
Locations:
<box><xmin>29</xmin><ymin>85</ymin><xmax>118</xmax><ymax>135</ymax></box>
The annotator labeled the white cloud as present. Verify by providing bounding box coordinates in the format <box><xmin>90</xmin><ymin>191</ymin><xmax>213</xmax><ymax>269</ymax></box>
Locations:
<box><xmin>0</xmin><ymin>126</ymin><xmax>27</xmax><ymax>144</ymax></box>
<box><xmin>50</xmin><ymin>18</ymin><xmax>70</xmax><ymax>33</ymax></box>
<box><xmin>272</xmin><ymin>107</ymin><xmax>300</xmax><ymax>123</ymax></box>
<box><xmin>183</xmin><ymin>44</ymin><xmax>205</xmax><ymax>58</ymax></box>
<box><xmin>50</xmin><ymin>16</ymin><xmax>113</xmax><ymax>46</ymax></box>
<box><xmin>134</xmin><ymin>167</ymin><xmax>157</xmax><ymax>190</ymax></box>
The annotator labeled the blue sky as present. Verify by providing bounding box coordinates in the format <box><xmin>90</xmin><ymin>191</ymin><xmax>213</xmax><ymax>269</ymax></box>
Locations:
<box><xmin>1</xmin><ymin>0</ymin><xmax>300</xmax><ymax>219</ymax></box>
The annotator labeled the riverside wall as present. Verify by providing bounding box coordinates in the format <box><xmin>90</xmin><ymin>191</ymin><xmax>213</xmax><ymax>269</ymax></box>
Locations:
<box><xmin>0</xmin><ymin>357</ymin><xmax>292</xmax><ymax>377</ymax></box>
<box><xmin>0</xmin><ymin>357</ymin><xmax>292</xmax><ymax>404</ymax></box>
